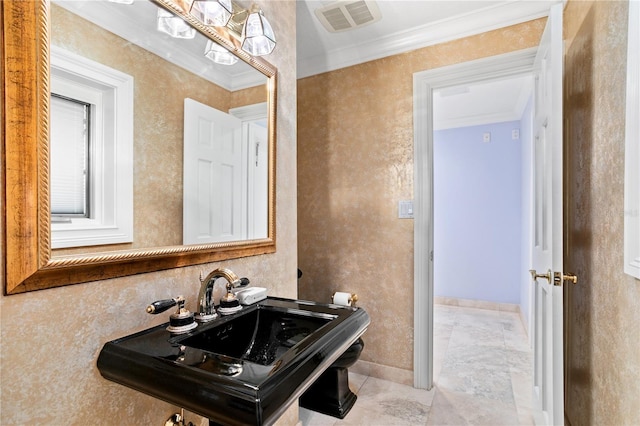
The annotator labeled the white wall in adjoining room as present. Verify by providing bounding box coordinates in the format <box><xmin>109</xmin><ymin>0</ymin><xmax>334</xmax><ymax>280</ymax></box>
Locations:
<box><xmin>434</xmin><ymin>119</ymin><xmax>524</xmax><ymax>306</ymax></box>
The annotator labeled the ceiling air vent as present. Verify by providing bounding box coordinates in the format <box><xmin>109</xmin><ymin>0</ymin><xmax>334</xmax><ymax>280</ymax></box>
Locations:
<box><xmin>314</xmin><ymin>0</ymin><xmax>382</xmax><ymax>33</ymax></box>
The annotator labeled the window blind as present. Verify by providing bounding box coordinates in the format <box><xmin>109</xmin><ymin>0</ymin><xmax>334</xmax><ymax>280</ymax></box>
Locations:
<box><xmin>50</xmin><ymin>94</ymin><xmax>90</xmax><ymax>217</ymax></box>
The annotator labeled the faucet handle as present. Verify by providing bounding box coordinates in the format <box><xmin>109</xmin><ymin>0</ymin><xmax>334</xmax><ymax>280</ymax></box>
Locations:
<box><xmin>147</xmin><ymin>296</ymin><xmax>197</xmax><ymax>334</ymax></box>
<box><xmin>146</xmin><ymin>296</ymin><xmax>184</xmax><ymax>314</ymax></box>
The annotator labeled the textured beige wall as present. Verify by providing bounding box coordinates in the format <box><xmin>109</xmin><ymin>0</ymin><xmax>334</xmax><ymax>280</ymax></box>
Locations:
<box><xmin>0</xmin><ymin>0</ymin><xmax>297</xmax><ymax>424</ymax></box>
<box><xmin>297</xmin><ymin>19</ymin><xmax>546</xmax><ymax>373</ymax></box>
<box><xmin>564</xmin><ymin>1</ymin><xmax>640</xmax><ymax>425</ymax></box>
<box><xmin>231</xmin><ymin>84</ymin><xmax>268</xmax><ymax>109</ymax></box>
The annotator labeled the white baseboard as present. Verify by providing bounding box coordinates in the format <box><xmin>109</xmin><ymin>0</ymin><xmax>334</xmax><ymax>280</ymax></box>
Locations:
<box><xmin>434</xmin><ymin>296</ymin><xmax>520</xmax><ymax>312</ymax></box>
<box><xmin>350</xmin><ymin>359</ymin><xmax>413</xmax><ymax>387</ymax></box>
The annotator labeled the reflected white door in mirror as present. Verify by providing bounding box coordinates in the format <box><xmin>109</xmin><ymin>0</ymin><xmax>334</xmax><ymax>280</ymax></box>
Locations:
<box><xmin>183</xmin><ymin>99</ymin><xmax>268</xmax><ymax>244</ymax></box>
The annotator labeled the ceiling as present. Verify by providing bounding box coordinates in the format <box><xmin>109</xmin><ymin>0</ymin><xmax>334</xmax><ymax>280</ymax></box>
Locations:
<box><xmin>57</xmin><ymin>0</ymin><xmax>556</xmax><ymax>129</ymax></box>
<box><xmin>433</xmin><ymin>74</ymin><xmax>533</xmax><ymax>130</ymax></box>
<box><xmin>54</xmin><ymin>0</ymin><xmax>264</xmax><ymax>91</ymax></box>
<box><xmin>296</xmin><ymin>0</ymin><xmax>556</xmax><ymax>78</ymax></box>
<box><xmin>296</xmin><ymin>0</ymin><xmax>557</xmax><ymax>129</ymax></box>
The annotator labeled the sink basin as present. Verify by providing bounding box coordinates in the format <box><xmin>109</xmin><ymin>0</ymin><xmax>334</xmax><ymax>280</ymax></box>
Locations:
<box><xmin>179</xmin><ymin>306</ymin><xmax>335</xmax><ymax>366</ymax></box>
<box><xmin>97</xmin><ymin>297</ymin><xmax>369</xmax><ymax>425</ymax></box>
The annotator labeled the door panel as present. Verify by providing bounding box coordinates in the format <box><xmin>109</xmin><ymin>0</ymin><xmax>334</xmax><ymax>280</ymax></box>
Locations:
<box><xmin>530</xmin><ymin>3</ymin><xmax>564</xmax><ymax>425</ymax></box>
<box><xmin>246</xmin><ymin>122</ymin><xmax>268</xmax><ymax>239</ymax></box>
<box><xmin>184</xmin><ymin>98</ymin><xmax>244</xmax><ymax>244</ymax></box>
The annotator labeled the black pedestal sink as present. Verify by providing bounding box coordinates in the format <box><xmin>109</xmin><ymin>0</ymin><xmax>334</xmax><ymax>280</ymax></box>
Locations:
<box><xmin>97</xmin><ymin>297</ymin><xmax>369</xmax><ymax>425</ymax></box>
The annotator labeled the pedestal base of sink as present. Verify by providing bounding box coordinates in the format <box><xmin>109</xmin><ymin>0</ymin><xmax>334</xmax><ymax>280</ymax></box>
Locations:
<box><xmin>299</xmin><ymin>367</ymin><xmax>357</xmax><ymax>419</ymax></box>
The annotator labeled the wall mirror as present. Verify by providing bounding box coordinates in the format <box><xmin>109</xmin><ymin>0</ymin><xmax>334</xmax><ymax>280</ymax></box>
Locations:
<box><xmin>2</xmin><ymin>0</ymin><xmax>277</xmax><ymax>294</ymax></box>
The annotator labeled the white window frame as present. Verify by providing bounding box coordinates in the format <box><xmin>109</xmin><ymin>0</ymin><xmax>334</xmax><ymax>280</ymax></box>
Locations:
<box><xmin>50</xmin><ymin>45</ymin><xmax>134</xmax><ymax>249</ymax></box>
<box><xmin>624</xmin><ymin>2</ymin><xmax>640</xmax><ymax>279</ymax></box>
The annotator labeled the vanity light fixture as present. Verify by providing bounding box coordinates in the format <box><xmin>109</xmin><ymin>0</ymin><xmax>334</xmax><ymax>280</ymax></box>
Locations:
<box><xmin>204</xmin><ymin>39</ymin><xmax>238</xmax><ymax>65</ymax></box>
<box><xmin>240</xmin><ymin>4</ymin><xmax>276</xmax><ymax>56</ymax></box>
<box><xmin>189</xmin><ymin>1</ymin><xmax>276</xmax><ymax>57</ymax></box>
<box><xmin>157</xmin><ymin>8</ymin><xmax>196</xmax><ymax>39</ymax></box>
<box><xmin>190</xmin><ymin>0</ymin><xmax>233</xmax><ymax>27</ymax></box>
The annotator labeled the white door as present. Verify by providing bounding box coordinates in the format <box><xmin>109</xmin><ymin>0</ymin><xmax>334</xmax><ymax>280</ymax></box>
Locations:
<box><xmin>530</xmin><ymin>4</ymin><xmax>575</xmax><ymax>425</ymax></box>
<box><xmin>245</xmin><ymin>122</ymin><xmax>269</xmax><ymax>239</ymax></box>
<box><xmin>183</xmin><ymin>98</ymin><xmax>245</xmax><ymax>244</ymax></box>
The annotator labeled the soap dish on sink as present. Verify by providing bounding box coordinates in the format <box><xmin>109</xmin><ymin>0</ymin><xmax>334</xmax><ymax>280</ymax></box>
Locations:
<box><xmin>234</xmin><ymin>287</ymin><xmax>267</xmax><ymax>305</ymax></box>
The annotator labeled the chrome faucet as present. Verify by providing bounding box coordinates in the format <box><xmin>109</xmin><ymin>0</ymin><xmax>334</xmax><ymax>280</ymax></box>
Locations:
<box><xmin>196</xmin><ymin>268</ymin><xmax>241</xmax><ymax>322</ymax></box>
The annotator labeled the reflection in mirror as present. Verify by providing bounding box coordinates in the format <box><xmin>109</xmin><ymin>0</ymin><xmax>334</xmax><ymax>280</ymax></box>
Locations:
<box><xmin>50</xmin><ymin>0</ymin><xmax>269</xmax><ymax>254</ymax></box>
<box><xmin>2</xmin><ymin>0</ymin><xmax>276</xmax><ymax>294</ymax></box>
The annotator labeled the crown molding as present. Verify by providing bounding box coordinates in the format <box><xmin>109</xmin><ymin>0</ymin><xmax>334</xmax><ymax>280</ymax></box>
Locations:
<box><xmin>298</xmin><ymin>1</ymin><xmax>558</xmax><ymax>79</ymax></box>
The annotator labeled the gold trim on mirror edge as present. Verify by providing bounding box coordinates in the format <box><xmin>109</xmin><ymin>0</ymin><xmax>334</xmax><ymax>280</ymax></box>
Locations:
<box><xmin>2</xmin><ymin>0</ymin><xmax>277</xmax><ymax>294</ymax></box>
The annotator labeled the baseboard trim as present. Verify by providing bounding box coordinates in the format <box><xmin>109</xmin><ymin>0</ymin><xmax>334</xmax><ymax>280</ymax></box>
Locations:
<box><xmin>434</xmin><ymin>296</ymin><xmax>520</xmax><ymax>313</ymax></box>
<box><xmin>350</xmin><ymin>360</ymin><xmax>413</xmax><ymax>387</ymax></box>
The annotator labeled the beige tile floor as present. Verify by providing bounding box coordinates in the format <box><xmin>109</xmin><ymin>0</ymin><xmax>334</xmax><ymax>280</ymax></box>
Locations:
<box><xmin>299</xmin><ymin>303</ymin><xmax>534</xmax><ymax>425</ymax></box>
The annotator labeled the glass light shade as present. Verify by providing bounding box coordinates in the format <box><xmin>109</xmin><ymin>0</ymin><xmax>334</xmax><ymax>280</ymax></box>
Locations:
<box><xmin>241</xmin><ymin>7</ymin><xmax>276</xmax><ymax>56</ymax></box>
<box><xmin>204</xmin><ymin>40</ymin><xmax>238</xmax><ymax>65</ymax></box>
<box><xmin>157</xmin><ymin>8</ymin><xmax>196</xmax><ymax>39</ymax></box>
<box><xmin>190</xmin><ymin>0</ymin><xmax>233</xmax><ymax>27</ymax></box>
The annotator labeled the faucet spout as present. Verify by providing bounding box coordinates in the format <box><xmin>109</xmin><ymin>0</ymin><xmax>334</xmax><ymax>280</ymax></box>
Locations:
<box><xmin>196</xmin><ymin>268</ymin><xmax>241</xmax><ymax>322</ymax></box>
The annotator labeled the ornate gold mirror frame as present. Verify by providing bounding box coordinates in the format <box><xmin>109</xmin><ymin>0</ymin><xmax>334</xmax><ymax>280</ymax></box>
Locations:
<box><xmin>2</xmin><ymin>0</ymin><xmax>277</xmax><ymax>295</ymax></box>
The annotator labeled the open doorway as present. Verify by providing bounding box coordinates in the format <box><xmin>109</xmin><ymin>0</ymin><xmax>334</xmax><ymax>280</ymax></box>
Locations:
<box><xmin>412</xmin><ymin>48</ymin><xmax>537</xmax><ymax>390</ymax></box>
<box><xmin>431</xmin><ymin>77</ymin><xmax>535</xmax><ymax>400</ymax></box>
<box><xmin>433</xmin><ymin>75</ymin><xmax>534</xmax><ymax>327</ymax></box>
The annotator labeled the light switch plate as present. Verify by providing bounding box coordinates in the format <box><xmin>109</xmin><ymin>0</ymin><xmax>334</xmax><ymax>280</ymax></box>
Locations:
<box><xmin>398</xmin><ymin>200</ymin><xmax>414</xmax><ymax>219</ymax></box>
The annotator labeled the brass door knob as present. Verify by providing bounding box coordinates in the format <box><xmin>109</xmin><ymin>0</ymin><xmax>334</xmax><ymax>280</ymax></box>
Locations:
<box><xmin>529</xmin><ymin>269</ymin><xmax>551</xmax><ymax>283</ymax></box>
<box><xmin>554</xmin><ymin>272</ymin><xmax>578</xmax><ymax>286</ymax></box>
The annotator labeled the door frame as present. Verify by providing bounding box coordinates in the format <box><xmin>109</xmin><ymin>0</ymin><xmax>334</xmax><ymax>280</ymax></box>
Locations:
<box><xmin>412</xmin><ymin>47</ymin><xmax>538</xmax><ymax>389</ymax></box>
